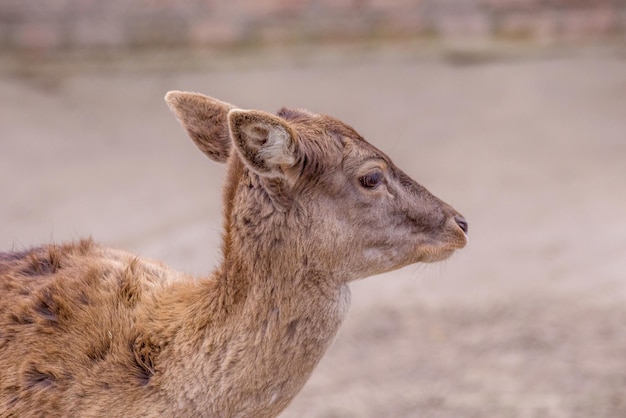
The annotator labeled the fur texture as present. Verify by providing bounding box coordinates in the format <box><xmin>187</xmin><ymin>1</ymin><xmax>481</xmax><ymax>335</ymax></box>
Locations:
<box><xmin>0</xmin><ymin>92</ymin><xmax>468</xmax><ymax>417</ymax></box>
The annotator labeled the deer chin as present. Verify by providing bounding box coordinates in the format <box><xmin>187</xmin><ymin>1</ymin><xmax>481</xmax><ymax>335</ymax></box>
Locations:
<box><xmin>418</xmin><ymin>248</ymin><xmax>456</xmax><ymax>263</ymax></box>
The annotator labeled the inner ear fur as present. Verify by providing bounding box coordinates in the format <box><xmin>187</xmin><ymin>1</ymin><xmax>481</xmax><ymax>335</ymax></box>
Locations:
<box><xmin>165</xmin><ymin>91</ymin><xmax>235</xmax><ymax>163</ymax></box>
<box><xmin>228</xmin><ymin>109</ymin><xmax>299</xmax><ymax>179</ymax></box>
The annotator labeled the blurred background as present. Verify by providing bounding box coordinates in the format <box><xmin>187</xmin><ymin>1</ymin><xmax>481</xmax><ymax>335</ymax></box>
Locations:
<box><xmin>1</xmin><ymin>1</ymin><xmax>626</xmax><ymax>417</ymax></box>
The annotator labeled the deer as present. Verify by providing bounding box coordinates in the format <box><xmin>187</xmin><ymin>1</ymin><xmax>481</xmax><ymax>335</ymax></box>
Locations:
<box><xmin>0</xmin><ymin>91</ymin><xmax>468</xmax><ymax>417</ymax></box>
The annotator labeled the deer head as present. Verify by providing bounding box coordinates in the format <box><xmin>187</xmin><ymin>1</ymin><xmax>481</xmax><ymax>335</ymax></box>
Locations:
<box><xmin>165</xmin><ymin>91</ymin><xmax>467</xmax><ymax>283</ymax></box>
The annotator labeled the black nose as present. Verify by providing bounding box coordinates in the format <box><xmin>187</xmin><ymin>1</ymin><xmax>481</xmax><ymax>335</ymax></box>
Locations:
<box><xmin>454</xmin><ymin>215</ymin><xmax>468</xmax><ymax>234</ymax></box>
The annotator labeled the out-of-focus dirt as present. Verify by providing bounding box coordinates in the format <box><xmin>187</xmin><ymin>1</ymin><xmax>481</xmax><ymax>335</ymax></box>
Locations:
<box><xmin>1</xmin><ymin>44</ymin><xmax>625</xmax><ymax>417</ymax></box>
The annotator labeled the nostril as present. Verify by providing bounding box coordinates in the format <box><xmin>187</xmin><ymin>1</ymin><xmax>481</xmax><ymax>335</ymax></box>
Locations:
<box><xmin>454</xmin><ymin>215</ymin><xmax>468</xmax><ymax>234</ymax></box>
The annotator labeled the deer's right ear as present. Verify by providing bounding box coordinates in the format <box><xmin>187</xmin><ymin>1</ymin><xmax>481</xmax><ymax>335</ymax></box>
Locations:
<box><xmin>165</xmin><ymin>91</ymin><xmax>235</xmax><ymax>163</ymax></box>
<box><xmin>228</xmin><ymin>109</ymin><xmax>299</xmax><ymax>181</ymax></box>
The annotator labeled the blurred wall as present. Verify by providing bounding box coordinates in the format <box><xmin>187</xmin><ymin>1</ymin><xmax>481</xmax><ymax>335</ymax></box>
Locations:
<box><xmin>1</xmin><ymin>0</ymin><xmax>624</xmax><ymax>53</ymax></box>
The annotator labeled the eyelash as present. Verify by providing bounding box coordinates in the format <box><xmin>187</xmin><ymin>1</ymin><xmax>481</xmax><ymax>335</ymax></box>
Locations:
<box><xmin>359</xmin><ymin>172</ymin><xmax>384</xmax><ymax>189</ymax></box>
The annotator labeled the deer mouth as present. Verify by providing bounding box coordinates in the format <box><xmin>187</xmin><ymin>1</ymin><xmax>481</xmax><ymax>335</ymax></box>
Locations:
<box><xmin>418</xmin><ymin>224</ymin><xmax>467</xmax><ymax>263</ymax></box>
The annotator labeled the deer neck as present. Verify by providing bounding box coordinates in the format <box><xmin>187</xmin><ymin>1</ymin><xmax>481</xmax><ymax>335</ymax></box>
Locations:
<box><xmin>219</xmin><ymin>262</ymin><xmax>351</xmax><ymax>415</ymax></box>
<box><xmin>154</xmin><ymin>258</ymin><xmax>351</xmax><ymax>416</ymax></box>
<box><xmin>217</xmin><ymin>162</ymin><xmax>349</xmax><ymax>315</ymax></box>
<box><xmin>217</xmin><ymin>245</ymin><xmax>351</xmax><ymax>325</ymax></box>
<box><xmin>154</xmin><ymin>160</ymin><xmax>353</xmax><ymax>414</ymax></box>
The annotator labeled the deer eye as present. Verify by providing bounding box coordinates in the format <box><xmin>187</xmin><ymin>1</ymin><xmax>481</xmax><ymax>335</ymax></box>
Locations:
<box><xmin>359</xmin><ymin>172</ymin><xmax>384</xmax><ymax>189</ymax></box>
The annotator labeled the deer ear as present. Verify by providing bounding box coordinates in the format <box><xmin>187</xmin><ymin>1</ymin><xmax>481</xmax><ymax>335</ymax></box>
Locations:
<box><xmin>165</xmin><ymin>91</ymin><xmax>235</xmax><ymax>163</ymax></box>
<box><xmin>228</xmin><ymin>109</ymin><xmax>298</xmax><ymax>178</ymax></box>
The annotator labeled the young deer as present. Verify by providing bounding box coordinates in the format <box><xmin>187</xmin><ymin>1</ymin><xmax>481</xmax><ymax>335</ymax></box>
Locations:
<box><xmin>0</xmin><ymin>92</ymin><xmax>468</xmax><ymax>417</ymax></box>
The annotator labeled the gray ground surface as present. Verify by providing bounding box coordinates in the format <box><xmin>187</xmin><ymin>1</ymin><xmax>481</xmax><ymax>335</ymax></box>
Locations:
<box><xmin>1</xmin><ymin>44</ymin><xmax>626</xmax><ymax>417</ymax></box>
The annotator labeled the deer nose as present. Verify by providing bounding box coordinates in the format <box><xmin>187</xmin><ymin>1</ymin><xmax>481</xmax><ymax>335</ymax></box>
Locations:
<box><xmin>454</xmin><ymin>215</ymin><xmax>468</xmax><ymax>234</ymax></box>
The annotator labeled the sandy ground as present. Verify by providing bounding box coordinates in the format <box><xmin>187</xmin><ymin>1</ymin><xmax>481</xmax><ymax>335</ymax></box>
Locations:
<box><xmin>1</xmin><ymin>44</ymin><xmax>626</xmax><ymax>417</ymax></box>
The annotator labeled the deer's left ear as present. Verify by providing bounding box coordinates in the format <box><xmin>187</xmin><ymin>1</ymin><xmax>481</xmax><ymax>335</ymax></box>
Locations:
<box><xmin>228</xmin><ymin>109</ymin><xmax>299</xmax><ymax>179</ymax></box>
<box><xmin>165</xmin><ymin>91</ymin><xmax>235</xmax><ymax>163</ymax></box>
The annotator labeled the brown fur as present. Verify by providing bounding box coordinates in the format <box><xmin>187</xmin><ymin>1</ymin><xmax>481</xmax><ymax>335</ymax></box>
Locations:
<box><xmin>0</xmin><ymin>92</ymin><xmax>468</xmax><ymax>417</ymax></box>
